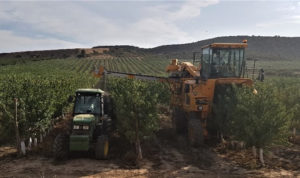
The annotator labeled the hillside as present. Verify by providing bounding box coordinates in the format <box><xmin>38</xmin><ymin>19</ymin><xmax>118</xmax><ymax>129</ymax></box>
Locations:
<box><xmin>94</xmin><ymin>36</ymin><xmax>300</xmax><ymax>61</ymax></box>
<box><xmin>1</xmin><ymin>36</ymin><xmax>300</xmax><ymax>66</ymax></box>
<box><xmin>0</xmin><ymin>48</ymin><xmax>110</xmax><ymax>66</ymax></box>
<box><xmin>146</xmin><ymin>36</ymin><xmax>300</xmax><ymax>61</ymax></box>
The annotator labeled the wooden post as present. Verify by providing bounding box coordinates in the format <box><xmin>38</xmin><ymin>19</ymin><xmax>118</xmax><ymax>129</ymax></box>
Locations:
<box><xmin>14</xmin><ymin>98</ymin><xmax>21</xmax><ymax>154</ymax></box>
<box><xmin>252</xmin><ymin>60</ymin><xmax>256</xmax><ymax>80</ymax></box>
<box><xmin>40</xmin><ymin>134</ymin><xmax>43</xmax><ymax>143</ymax></box>
<box><xmin>104</xmin><ymin>72</ymin><xmax>107</xmax><ymax>91</ymax></box>
<box><xmin>28</xmin><ymin>137</ymin><xmax>32</xmax><ymax>151</ymax></box>
<box><xmin>135</xmin><ymin>117</ymin><xmax>142</xmax><ymax>163</ymax></box>
<box><xmin>252</xmin><ymin>146</ymin><xmax>257</xmax><ymax>158</ymax></box>
<box><xmin>20</xmin><ymin>140</ymin><xmax>26</xmax><ymax>155</ymax></box>
<box><xmin>34</xmin><ymin>138</ymin><xmax>38</xmax><ymax>147</ymax></box>
<box><xmin>259</xmin><ymin>148</ymin><xmax>265</xmax><ymax>166</ymax></box>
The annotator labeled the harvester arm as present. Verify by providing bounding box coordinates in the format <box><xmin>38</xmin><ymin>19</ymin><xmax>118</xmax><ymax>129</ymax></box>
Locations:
<box><xmin>94</xmin><ymin>66</ymin><xmax>168</xmax><ymax>82</ymax></box>
<box><xmin>183</xmin><ymin>63</ymin><xmax>200</xmax><ymax>77</ymax></box>
<box><xmin>165</xmin><ymin>59</ymin><xmax>200</xmax><ymax>77</ymax></box>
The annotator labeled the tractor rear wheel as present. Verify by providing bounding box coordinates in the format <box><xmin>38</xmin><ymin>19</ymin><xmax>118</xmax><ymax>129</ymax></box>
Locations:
<box><xmin>172</xmin><ymin>107</ymin><xmax>187</xmax><ymax>134</ymax></box>
<box><xmin>53</xmin><ymin>134</ymin><xmax>69</xmax><ymax>160</ymax></box>
<box><xmin>188</xmin><ymin>113</ymin><xmax>203</xmax><ymax>147</ymax></box>
<box><xmin>95</xmin><ymin>135</ymin><xmax>109</xmax><ymax>159</ymax></box>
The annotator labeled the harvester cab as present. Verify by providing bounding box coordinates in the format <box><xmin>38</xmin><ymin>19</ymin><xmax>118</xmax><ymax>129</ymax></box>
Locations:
<box><xmin>53</xmin><ymin>88</ymin><xmax>113</xmax><ymax>160</ymax></box>
<box><xmin>199</xmin><ymin>41</ymin><xmax>247</xmax><ymax>79</ymax></box>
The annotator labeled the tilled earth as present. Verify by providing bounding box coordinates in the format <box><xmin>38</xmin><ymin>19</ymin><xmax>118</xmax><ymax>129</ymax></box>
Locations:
<box><xmin>0</xmin><ymin>117</ymin><xmax>299</xmax><ymax>178</ymax></box>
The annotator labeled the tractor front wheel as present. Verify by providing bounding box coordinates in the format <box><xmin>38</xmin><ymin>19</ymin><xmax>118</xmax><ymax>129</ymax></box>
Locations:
<box><xmin>53</xmin><ymin>134</ymin><xmax>69</xmax><ymax>160</ymax></box>
<box><xmin>95</xmin><ymin>135</ymin><xmax>109</xmax><ymax>159</ymax></box>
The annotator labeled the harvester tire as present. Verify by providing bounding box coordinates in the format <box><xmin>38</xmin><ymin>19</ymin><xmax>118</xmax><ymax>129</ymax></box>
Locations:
<box><xmin>172</xmin><ymin>107</ymin><xmax>187</xmax><ymax>134</ymax></box>
<box><xmin>188</xmin><ymin>115</ymin><xmax>203</xmax><ymax>147</ymax></box>
<box><xmin>53</xmin><ymin>134</ymin><xmax>69</xmax><ymax>160</ymax></box>
<box><xmin>95</xmin><ymin>135</ymin><xmax>109</xmax><ymax>160</ymax></box>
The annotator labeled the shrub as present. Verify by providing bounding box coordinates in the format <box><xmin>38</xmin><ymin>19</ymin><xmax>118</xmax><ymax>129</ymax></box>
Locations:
<box><xmin>107</xmin><ymin>78</ymin><xmax>169</xmax><ymax>160</ymax></box>
<box><xmin>0</xmin><ymin>73</ymin><xmax>95</xmax><ymax>144</ymax></box>
<box><xmin>229</xmin><ymin>83</ymin><xmax>291</xmax><ymax>148</ymax></box>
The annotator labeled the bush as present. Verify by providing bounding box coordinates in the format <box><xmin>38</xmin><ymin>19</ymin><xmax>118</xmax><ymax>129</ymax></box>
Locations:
<box><xmin>229</xmin><ymin>83</ymin><xmax>291</xmax><ymax>148</ymax></box>
<box><xmin>213</xmin><ymin>85</ymin><xmax>236</xmax><ymax>138</ymax></box>
<box><xmin>107</xmin><ymin>78</ymin><xmax>169</xmax><ymax>160</ymax></box>
<box><xmin>0</xmin><ymin>73</ymin><xmax>95</xmax><ymax>144</ymax></box>
<box><xmin>269</xmin><ymin>78</ymin><xmax>300</xmax><ymax>130</ymax></box>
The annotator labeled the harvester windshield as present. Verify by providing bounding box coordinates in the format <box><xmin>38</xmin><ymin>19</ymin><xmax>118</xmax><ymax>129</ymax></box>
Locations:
<box><xmin>74</xmin><ymin>93</ymin><xmax>101</xmax><ymax>115</ymax></box>
<box><xmin>201</xmin><ymin>43</ymin><xmax>247</xmax><ymax>78</ymax></box>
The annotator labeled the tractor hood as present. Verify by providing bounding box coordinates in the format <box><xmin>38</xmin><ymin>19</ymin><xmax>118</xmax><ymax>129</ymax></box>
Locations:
<box><xmin>73</xmin><ymin>114</ymin><xmax>95</xmax><ymax>124</ymax></box>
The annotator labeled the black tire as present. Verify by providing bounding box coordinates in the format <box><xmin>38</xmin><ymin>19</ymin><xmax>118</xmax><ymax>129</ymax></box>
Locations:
<box><xmin>188</xmin><ymin>113</ymin><xmax>203</xmax><ymax>147</ymax></box>
<box><xmin>95</xmin><ymin>135</ymin><xmax>109</xmax><ymax>160</ymax></box>
<box><xmin>172</xmin><ymin>107</ymin><xmax>187</xmax><ymax>134</ymax></box>
<box><xmin>53</xmin><ymin>134</ymin><xmax>69</xmax><ymax>160</ymax></box>
<box><xmin>103</xmin><ymin>118</ymin><xmax>113</xmax><ymax>134</ymax></box>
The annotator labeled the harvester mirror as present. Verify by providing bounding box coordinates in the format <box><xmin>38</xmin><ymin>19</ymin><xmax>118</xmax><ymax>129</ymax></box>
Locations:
<box><xmin>200</xmin><ymin>72</ymin><xmax>208</xmax><ymax>81</ymax></box>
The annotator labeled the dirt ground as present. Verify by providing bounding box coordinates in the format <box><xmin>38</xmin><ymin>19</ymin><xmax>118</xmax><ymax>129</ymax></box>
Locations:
<box><xmin>0</xmin><ymin>116</ymin><xmax>299</xmax><ymax>178</ymax></box>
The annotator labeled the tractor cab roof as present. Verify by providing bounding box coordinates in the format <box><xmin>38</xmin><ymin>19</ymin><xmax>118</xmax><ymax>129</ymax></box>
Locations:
<box><xmin>201</xmin><ymin>42</ymin><xmax>248</xmax><ymax>49</ymax></box>
<box><xmin>76</xmin><ymin>88</ymin><xmax>105</xmax><ymax>94</ymax></box>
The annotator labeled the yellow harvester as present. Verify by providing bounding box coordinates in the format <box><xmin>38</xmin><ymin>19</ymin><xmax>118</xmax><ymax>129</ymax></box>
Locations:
<box><xmin>94</xmin><ymin>40</ymin><xmax>253</xmax><ymax>146</ymax></box>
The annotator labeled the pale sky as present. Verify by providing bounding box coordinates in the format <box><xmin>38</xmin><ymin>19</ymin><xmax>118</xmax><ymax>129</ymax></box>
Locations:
<box><xmin>0</xmin><ymin>0</ymin><xmax>300</xmax><ymax>52</ymax></box>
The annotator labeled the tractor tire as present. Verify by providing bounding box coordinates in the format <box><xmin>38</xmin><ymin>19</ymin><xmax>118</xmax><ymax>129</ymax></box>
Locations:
<box><xmin>188</xmin><ymin>113</ymin><xmax>203</xmax><ymax>147</ymax></box>
<box><xmin>95</xmin><ymin>135</ymin><xmax>109</xmax><ymax>160</ymax></box>
<box><xmin>172</xmin><ymin>107</ymin><xmax>187</xmax><ymax>134</ymax></box>
<box><xmin>53</xmin><ymin>134</ymin><xmax>69</xmax><ymax>160</ymax></box>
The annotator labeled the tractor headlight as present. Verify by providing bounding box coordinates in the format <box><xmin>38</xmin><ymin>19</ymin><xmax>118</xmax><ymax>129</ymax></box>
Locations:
<box><xmin>253</xmin><ymin>88</ymin><xmax>258</xmax><ymax>94</ymax></box>
<box><xmin>83</xmin><ymin>125</ymin><xmax>89</xmax><ymax>130</ymax></box>
<box><xmin>73</xmin><ymin>125</ymin><xmax>80</xmax><ymax>129</ymax></box>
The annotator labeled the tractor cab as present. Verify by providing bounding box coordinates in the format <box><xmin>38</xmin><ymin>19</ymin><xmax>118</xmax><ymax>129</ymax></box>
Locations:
<box><xmin>72</xmin><ymin>89</ymin><xmax>105</xmax><ymax>137</ymax></box>
<box><xmin>199</xmin><ymin>42</ymin><xmax>248</xmax><ymax>79</ymax></box>
<box><xmin>70</xmin><ymin>89</ymin><xmax>107</xmax><ymax>152</ymax></box>
<box><xmin>53</xmin><ymin>88</ymin><xmax>112</xmax><ymax>160</ymax></box>
<box><xmin>74</xmin><ymin>89</ymin><xmax>104</xmax><ymax>117</ymax></box>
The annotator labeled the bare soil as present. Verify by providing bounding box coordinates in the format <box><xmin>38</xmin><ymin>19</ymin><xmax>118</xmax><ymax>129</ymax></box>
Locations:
<box><xmin>0</xmin><ymin>116</ymin><xmax>299</xmax><ymax>178</ymax></box>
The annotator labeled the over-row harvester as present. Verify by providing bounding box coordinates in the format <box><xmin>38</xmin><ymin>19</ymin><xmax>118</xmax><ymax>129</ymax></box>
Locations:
<box><xmin>94</xmin><ymin>40</ymin><xmax>252</xmax><ymax>146</ymax></box>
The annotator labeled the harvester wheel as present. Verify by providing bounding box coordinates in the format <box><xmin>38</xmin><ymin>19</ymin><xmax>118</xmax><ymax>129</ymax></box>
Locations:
<box><xmin>95</xmin><ymin>135</ymin><xmax>109</xmax><ymax>159</ymax></box>
<box><xmin>188</xmin><ymin>115</ymin><xmax>203</xmax><ymax>147</ymax></box>
<box><xmin>53</xmin><ymin>134</ymin><xmax>69</xmax><ymax>160</ymax></box>
<box><xmin>172</xmin><ymin>107</ymin><xmax>187</xmax><ymax>134</ymax></box>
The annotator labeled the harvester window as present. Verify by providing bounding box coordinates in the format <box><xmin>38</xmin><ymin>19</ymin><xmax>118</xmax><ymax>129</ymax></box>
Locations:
<box><xmin>201</xmin><ymin>47</ymin><xmax>211</xmax><ymax>78</ymax></box>
<box><xmin>185</xmin><ymin>95</ymin><xmax>190</xmax><ymax>105</ymax></box>
<box><xmin>184</xmin><ymin>84</ymin><xmax>191</xmax><ymax>105</ymax></box>
<box><xmin>205</xmin><ymin>48</ymin><xmax>245</xmax><ymax>78</ymax></box>
<box><xmin>202</xmin><ymin>48</ymin><xmax>209</xmax><ymax>62</ymax></box>
<box><xmin>184</xmin><ymin>84</ymin><xmax>190</xmax><ymax>93</ymax></box>
<box><xmin>233</xmin><ymin>49</ymin><xmax>241</xmax><ymax>76</ymax></box>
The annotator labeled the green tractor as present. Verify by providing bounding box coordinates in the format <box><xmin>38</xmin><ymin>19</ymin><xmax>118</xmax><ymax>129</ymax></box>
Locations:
<box><xmin>53</xmin><ymin>88</ymin><xmax>114</xmax><ymax>160</ymax></box>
